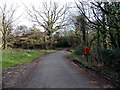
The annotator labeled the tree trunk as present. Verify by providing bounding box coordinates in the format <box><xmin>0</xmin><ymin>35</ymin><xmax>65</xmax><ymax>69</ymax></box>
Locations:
<box><xmin>108</xmin><ymin>30</ymin><xmax>117</xmax><ymax>48</ymax></box>
<box><xmin>3</xmin><ymin>35</ymin><xmax>7</xmax><ymax>50</ymax></box>
<box><xmin>102</xmin><ymin>34</ymin><xmax>107</xmax><ymax>49</ymax></box>
<box><xmin>44</xmin><ymin>36</ymin><xmax>48</xmax><ymax>50</ymax></box>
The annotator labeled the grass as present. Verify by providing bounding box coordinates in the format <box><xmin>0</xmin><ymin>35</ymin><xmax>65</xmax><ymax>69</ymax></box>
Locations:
<box><xmin>69</xmin><ymin>52</ymin><xmax>80</xmax><ymax>61</ymax></box>
<box><xmin>2</xmin><ymin>49</ymin><xmax>55</xmax><ymax>68</ymax></box>
<box><xmin>69</xmin><ymin>52</ymin><xmax>100</xmax><ymax>69</ymax></box>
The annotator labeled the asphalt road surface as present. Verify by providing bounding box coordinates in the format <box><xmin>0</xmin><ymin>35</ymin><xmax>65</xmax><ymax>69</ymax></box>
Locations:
<box><xmin>24</xmin><ymin>50</ymin><xmax>99</xmax><ymax>88</ymax></box>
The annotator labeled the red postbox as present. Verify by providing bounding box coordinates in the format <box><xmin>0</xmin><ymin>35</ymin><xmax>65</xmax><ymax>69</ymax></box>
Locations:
<box><xmin>84</xmin><ymin>48</ymin><xmax>90</xmax><ymax>55</ymax></box>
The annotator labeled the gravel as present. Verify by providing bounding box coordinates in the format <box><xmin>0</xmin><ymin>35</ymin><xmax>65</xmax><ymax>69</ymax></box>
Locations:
<box><xmin>2</xmin><ymin>57</ymin><xmax>40</xmax><ymax>88</ymax></box>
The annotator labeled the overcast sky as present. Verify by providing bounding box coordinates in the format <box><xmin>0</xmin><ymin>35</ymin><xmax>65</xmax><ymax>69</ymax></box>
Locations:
<box><xmin>0</xmin><ymin>0</ymin><xmax>77</xmax><ymax>28</ymax></box>
<box><xmin>0</xmin><ymin>0</ymin><xmax>116</xmax><ymax>28</ymax></box>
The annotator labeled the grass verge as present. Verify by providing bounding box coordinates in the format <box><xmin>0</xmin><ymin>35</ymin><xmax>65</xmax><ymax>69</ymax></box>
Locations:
<box><xmin>69</xmin><ymin>52</ymin><xmax>120</xmax><ymax>86</ymax></box>
<box><xmin>2</xmin><ymin>49</ymin><xmax>55</xmax><ymax>68</ymax></box>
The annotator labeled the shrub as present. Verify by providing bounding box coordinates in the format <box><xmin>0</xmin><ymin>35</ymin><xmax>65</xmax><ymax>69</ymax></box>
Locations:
<box><xmin>99</xmin><ymin>48</ymin><xmax>120</xmax><ymax>71</ymax></box>
<box><xmin>74</xmin><ymin>44</ymin><xmax>87</xmax><ymax>55</ymax></box>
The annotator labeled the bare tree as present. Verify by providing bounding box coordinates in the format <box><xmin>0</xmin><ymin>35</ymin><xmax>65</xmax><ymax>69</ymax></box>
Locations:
<box><xmin>0</xmin><ymin>3</ymin><xmax>19</xmax><ymax>49</ymax></box>
<box><xmin>26</xmin><ymin>1</ymin><xmax>68</xmax><ymax>48</ymax></box>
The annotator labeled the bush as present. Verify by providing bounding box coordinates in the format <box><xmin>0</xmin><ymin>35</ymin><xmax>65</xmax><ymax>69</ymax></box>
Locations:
<box><xmin>99</xmin><ymin>48</ymin><xmax>120</xmax><ymax>71</ymax></box>
<box><xmin>74</xmin><ymin>43</ymin><xmax>87</xmax><ymax>55</ymax></box>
